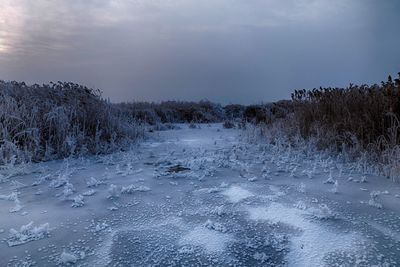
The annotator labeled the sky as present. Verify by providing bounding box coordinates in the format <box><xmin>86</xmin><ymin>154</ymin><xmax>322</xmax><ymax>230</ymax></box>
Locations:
<box><xmin>0</xmin><ymin>0</ymin><xmax>399</xmax><ymax>104</ymax></box>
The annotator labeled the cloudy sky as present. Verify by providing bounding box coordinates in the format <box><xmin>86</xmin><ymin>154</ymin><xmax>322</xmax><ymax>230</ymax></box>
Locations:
<box><xmin>0</xmin><ymin>0</ymin><xmax>399</xmax><ymax>104</ymax></box>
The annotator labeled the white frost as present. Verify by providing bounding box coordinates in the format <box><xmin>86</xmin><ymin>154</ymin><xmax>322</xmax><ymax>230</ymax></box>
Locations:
<box><xmin>107</xmin><ymin>184</ymin><xmax>120</xmax><ymax>199</ymax></box>
<box><xmin>8</xmin><ymin>221</ymin><xmax>50</xmax><ymax>247</ymax></box>
<box><xmin>71</xmin><ymin>194</ymin><xmax>84</xmax><ymax>208</ymax></box>
<box><xmin>121</xmin><ymin>184</ymin><xmax>150</xmax><ymax>194</ymax></box>
<box><xmin>179</xmin><ymin>226</ymin><xmax>234</xmax><ymax>254</ymax></box>
<box><xmin>248</xmin><ymin>203</ymin><xmax>359</xmax><ymax>267</ymax></box>
<box><xmin>221</xmin><ymin>185</ymin><xmax>253</xmax><ymax>203</ymax></box>
<box><xmin>60</xmin><ymin>250</ymin><xmax>78</xmax><ymax>264</ymax></box>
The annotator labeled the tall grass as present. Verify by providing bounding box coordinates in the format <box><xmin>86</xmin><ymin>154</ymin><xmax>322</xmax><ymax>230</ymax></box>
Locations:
<box><xmin>253</xmin><ymin>73</ymin><xmax>400</xmax><ymax>181</ymax></box>
<box><xmin>0</xmin><ymin>81</ymin><xmax>143</xmax><ymax>164</ymax></box>
<box><xmin>291</xmin><ymin>74</ymin><xmax>400</xmax><ymax>150</ymax></box>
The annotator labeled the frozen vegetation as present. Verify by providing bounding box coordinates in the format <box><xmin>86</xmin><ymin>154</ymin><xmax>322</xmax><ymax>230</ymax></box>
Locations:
<box><xmin>1</xmin><ymin>124</ymin><xmax>400</xmax><ymax>266</ymax></box>
<box><xmin>0</xmin><ymin>81</ymin><xmax>143</xmax><ymax>165</ymax></box>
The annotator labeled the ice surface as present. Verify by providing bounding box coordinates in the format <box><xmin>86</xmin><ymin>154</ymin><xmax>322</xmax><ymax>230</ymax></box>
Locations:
<box><xmin>1</xmin><ymin>124</ymin><xmax>400</xmax><ymax>266</ymax></box>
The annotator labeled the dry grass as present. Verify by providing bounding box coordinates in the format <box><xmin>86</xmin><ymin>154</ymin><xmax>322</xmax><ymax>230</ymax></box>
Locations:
<box><xmin>291</xmin><ymin>74</ymin><xmax>400</xmax><ymax>151</ymax></box>
<box><xmin>253</xmin><ymin>73</ymin><xmax>400</xmax><ymax>181</ymax></box>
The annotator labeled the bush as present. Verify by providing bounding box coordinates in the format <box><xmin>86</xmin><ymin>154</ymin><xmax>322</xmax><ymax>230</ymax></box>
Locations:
<box><xmin>117</xmin><ymin>100</ymin><xmax>225</xmax><ymax>124</ymax></box>
<box><xmin>242</xmin><ymin>101</ymin><xmax>294</xmax><ymax>124</ymax></box>
<box><xmin>224</xmin><ymin>104</ymin><xmax>245</xmax><ymax>120</ymax></box>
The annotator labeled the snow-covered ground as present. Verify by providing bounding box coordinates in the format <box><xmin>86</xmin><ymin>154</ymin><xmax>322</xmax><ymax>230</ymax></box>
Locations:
<box><xmin>1</xmin><ymin>124</ymin><xmax>400</xmax><ymax>266</ymax></box>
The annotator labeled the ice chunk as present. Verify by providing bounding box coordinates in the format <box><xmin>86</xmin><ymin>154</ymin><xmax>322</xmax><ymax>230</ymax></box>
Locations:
<box><xmin>49</xmin><ymin>175</ymin><xmax>68</xmax><ymax>188</ymax></box>
<box><xmin>86</xmin><ymin>177</ymin><xmax>104</xmax><ymax>188</ymax></box>
<box><xmin>368</xmin><ymin>191</ymin><xmax>383</xmax><ymax>209</ymax></box>
<box><xmin>330</xmin><ymin>180</ymin><xmax>339</xmax><ymax>194</ymax></box>
<box><xmin>58</xmin><ymin>182</ymin><xmax>75</xmax><ymax>200</ymax></box>
<box><xmin>121</xmin><ymin>184</ymin><xmax>150</xmax><ymax>194</ymax></box>
<box><xmin>8</xmin><ymin>222</ymin><xmax>50</xmax><ymax>247</ymax></box>
<box><xmin>82</xmin><ymin>189</ymin><xmax>96</xmax><ymax>196</ymax></box>
<box><xmin>59</xmin><ymin>250</ymin><xmax>78</xmax><ymax>264</ymax></box>
<box><xmin>71</xmin><ymin>195</ymin><xmax>84</xmax><ymax>208</ymax></box>
<box><xmin>107</xmin><ymin>184</ymin><xmax>120</xmax><ymax>199</ymax></box>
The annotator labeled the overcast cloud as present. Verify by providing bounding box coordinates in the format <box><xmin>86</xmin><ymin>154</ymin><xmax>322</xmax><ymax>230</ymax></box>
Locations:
<box><xmin>0</xmin><ymin>0</ymin><xmax>399</xmax><ymax>103</ymax></box>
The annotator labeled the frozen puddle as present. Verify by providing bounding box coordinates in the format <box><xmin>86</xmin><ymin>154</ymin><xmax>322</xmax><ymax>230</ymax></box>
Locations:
<box><xmin>222</xmin><ymin>185</ymin><xmax>254</xmax><ymax>203</ymax></box>
<box><xmin>179</xmin><ymin>226</ymin><xmax>234</xmax><ymax>254</ymax></box>
<box><xmin>248</xmin><ymin>203</ymin><xmax>362</xmax><ymax>267</ymax></box>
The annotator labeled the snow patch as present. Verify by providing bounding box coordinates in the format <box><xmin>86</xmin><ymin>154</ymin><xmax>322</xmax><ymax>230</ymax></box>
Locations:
<box><xmin>247</xmin><ymin>203</ymin><xmax>359</xmax><ymax>267</ymax></box>
<box><xmin>222</xmin><ymin>185</ymin><xmax>253</xmax><ymax>203</ymax></box>
<box><xmin>179</xmin><ymin>226</ymin><xmax>234</xmax><ymax>254</ymax></box>
<box><xmin>59</xmin><ymin>250</ymin><xmax>78</xmax><ymax>264</ymax></box>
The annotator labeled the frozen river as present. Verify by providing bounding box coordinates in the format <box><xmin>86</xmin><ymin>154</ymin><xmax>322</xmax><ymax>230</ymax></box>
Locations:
<box><xmin>1</xmin><ymin>124</ymin><xmax>400</xmax><ymax>266</ymax></box>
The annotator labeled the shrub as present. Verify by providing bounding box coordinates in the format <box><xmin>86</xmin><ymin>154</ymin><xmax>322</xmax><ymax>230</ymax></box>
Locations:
<box><xmin>242</xmin><ymin>101</ymin><xmax>293</xmax><ymax>125</ymax></box>
<box><xmin>224</xmin><ymin>104</ymin><xmax>245</xmax><ymax>120</ymax></box>
<box><xmin>117</xmin><ymin>100</ymin><xmax>225</xmax><ymax>124</ymax></box>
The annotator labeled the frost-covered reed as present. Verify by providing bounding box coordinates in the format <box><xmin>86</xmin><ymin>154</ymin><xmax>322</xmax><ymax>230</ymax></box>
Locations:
<box><xmin>0</xmin><ymin>81</ymin><xmax>143</xmax><ymax>164</ymax></box>
<box><xmin>248</xmin><ymin>73</ymin><xmax>400</xmax><ymax>182</ymax></box>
